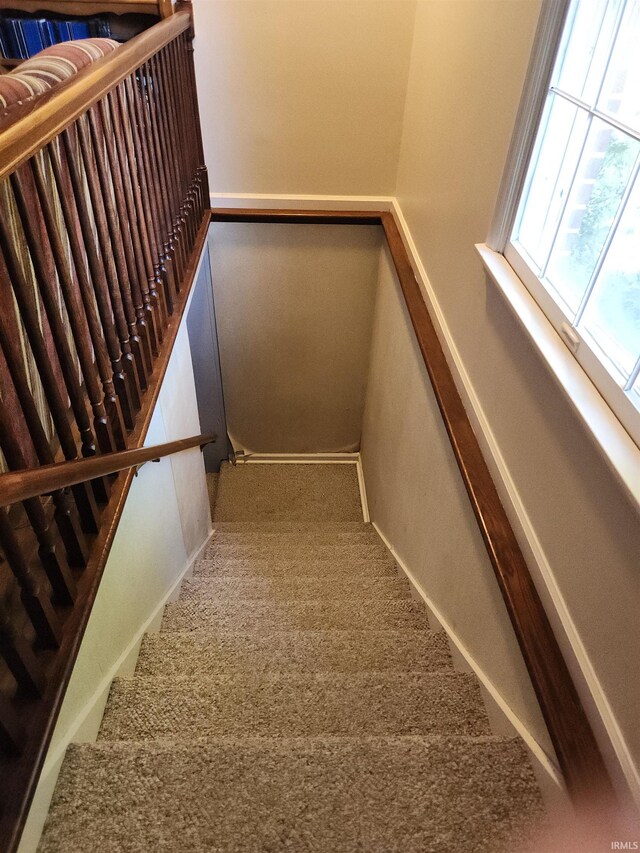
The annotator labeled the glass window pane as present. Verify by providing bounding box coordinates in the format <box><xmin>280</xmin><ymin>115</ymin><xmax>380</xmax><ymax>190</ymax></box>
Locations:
<box><xmin>545</xmin><ymin>123</ymin><xmax>640</xmax><ymax>315</ymax></box>
<box><xmin>516</xmin><ymin>95</ymin><xmax>588</xmax><ymax>269</ymax></box>
<box><xmin>555</xmin><ymin>0</ymin><xmax>623</xmax><ymax>103</ymax></box>
<box><xmin>598</xmin><ymin>0</ymin><xmax>640</xmax><ymax>132</ymax></box>
<box><xmin>579</xmin><ymin>173</ymin><xmax>640</xmax><ymax>378</ymax></box>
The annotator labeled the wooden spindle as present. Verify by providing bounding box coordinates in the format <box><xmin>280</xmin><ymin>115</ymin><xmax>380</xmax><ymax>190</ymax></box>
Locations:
<box><xmin>0</xmin><ymin>356</ymin><xmax>77</xmax><ymax>603</ymax></box>
<box><xmin>123</xmin><ymin>74</ymin><xmax>172</xmax><ymax>319</ymax></box>
<box><xmin>59</xmin><ymin>127</ymin><xmax>139</xmax><ymax>430</ymax></box>
<box><xmin>140</xmin><ymin>61</ymin><xmax>180</xmax><ymax>295</ymax></box>
<box><xmin>81</xmin><ymin>111</ymin><xmax>148</xmax><ymax>393</ymax></box>
<box><xmin>0</xmin><ymin>510</ymin><xmax>62</xmax><ymax>649</ymax></box>
<box><xmin>159</xmin><ymin>46</ymin><xmax>192</xmax><ymax>256</ymax></box>
<box><xmin>46</xmin><ymin>140</ymin><xmax>128</xmax><ymax>448</ymax></box>
<box><xmin>9</xmin><ymin>167</ymin><xmax>100</xmax><ymax>465</ymax></box>
<box><xmin>0</xmin><ymin>596</ymin><xmax>46</xmax><ymax>697</ymax></box>
<box><xmin>105</xmin><ymin>87</ymin><xmax>159</xmax><ymax>357</ymax></box>
<box><xmin>151</xmin><ymin>52</ymin><xmax>185</xmax><ymax>275</ymax></box>
<box><xmin>0</xmin><ymin>200</ymin><xmax>99</xmax><ymax>541</ymax></box>
<box><xmin>0</xmin><ymin>694</ymin><xmax>24</xmax><ymax>755</ymax></box>
<box><xmin>30</xmin><ymin>152</ymin><xmax>118</xmax><ymax>459</ymax></box>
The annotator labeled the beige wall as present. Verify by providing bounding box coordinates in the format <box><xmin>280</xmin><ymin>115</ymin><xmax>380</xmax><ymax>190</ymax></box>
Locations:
<box><xmin>361</xmin><ymin>242</ymin><xmax>553</xmax><ymax>758</ymax></box>
<box><xmin>192</xmin><ymin>0</ymin><xmax>416</xmax><ymax>195</ymax></box>
<box><xmin>394</xmin><ymin>0</ymin><xmax>640</xmax><ymax>799</ymax></box>
<box><xmin>210</xmin><ymin>222</ymin><xmax>382</xmax><ymax>453</ymax></box>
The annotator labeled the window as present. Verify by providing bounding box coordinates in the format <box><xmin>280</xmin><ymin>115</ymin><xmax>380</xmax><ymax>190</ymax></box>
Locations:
<box><xmin>503</xmin><ymin>0</ymin><xmax>640</xmax><ymax>446</ymax></box>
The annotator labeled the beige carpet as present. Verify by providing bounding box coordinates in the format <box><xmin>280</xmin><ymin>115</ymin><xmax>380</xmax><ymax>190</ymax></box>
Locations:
<box><xmin>39</xmin><ymin>463</ymin><xmax>542</xmax><ymax>852</ymax></box>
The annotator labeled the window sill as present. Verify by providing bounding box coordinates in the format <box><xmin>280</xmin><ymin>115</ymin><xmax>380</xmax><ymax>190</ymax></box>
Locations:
<box><xmin>475</xmin><ymin>243</ymin><xmax>640</xmax><ymax>514</ymax></box>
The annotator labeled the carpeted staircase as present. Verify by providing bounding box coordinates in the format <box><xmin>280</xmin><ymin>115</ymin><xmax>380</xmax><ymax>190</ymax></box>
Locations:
<box><xmin>39</xmin><ymin>463</ymin><xmax>542</xmax><ymax>852</ymax></box>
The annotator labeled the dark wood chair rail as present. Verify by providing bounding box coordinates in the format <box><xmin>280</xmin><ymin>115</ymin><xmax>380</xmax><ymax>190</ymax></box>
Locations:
<box><xmin>210</xmin><ymin>206</ymin><xmax>614</xmax><ymax>805</ymax></box>
<box><xmin>0</xmin><ymin>434</ymin><xmax>215</xmax><ymax>508</ymax></box>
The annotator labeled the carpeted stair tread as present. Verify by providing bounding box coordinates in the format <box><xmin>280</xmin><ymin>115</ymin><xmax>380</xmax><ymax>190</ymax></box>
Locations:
<box><xmin>162</xmin><ymin>596</ymin><xmax>429</xmax><ymax>632</ymax></box>
<box><xmin>99</xmin><ymin>671</ymin><xmax>489</xmax><ymax>741</ymax></box>
<box><xmin>204</xmin><ymin>538</ymin><xmax>392</xmax><ymax>561</ymax></box>
<box><xmin>39</xmin><ymin>736</ymin><xmax>542</xmax><ymax>853</ymax></box>
<box><xmin>213</xmin><ymin>462</ymin><xmax>363</xmax><ymax>522</ymax></box>
<box><xmin>212</xmin><ymin>521</ymin><xmax>374</xmax><ymax>533</ymax></box>
<box><xmin>177</xmin><ymin>575</ymin><xmax>412</xmax><ymax>601</ymax></box>
<box><xmin>136</xmin><ymin>630</ymin><xmax>452</xmax><ymax>677</ymax></box>
<box><xmin>195</xmin><ymin>555</ymin><xmax>398</xmax><ymax>578</ymax></box>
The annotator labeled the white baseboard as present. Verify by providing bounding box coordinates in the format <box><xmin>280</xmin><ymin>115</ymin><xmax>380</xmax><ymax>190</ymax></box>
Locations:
<box><xmin>371</xmin><ymin>521</ymin><xmax>565</xmax><ymax>793</ymax></box>
<box><xmin>18</xmin><ymin>529</ymin><xmax>213</xmax><ymax>853</ymax></box>
<box><xmin>210</xmin><ymin>193</ymin><xmax>393</xmax><ymax>212</ymax></box>
<box><xmin>389</xmin><ymin>199</ymin><xmax>640</xmax><ymax>808</ymax></box>
<box><xmin>355</xmin><ymin>454</ymin><xmax>370</xmax><ymax>523</ymax></box>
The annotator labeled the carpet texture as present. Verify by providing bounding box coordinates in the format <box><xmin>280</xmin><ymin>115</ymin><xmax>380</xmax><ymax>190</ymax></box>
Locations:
<box><xmin>40</xmin><ymin>463</ymin><xmax>542</xmax><ymax>851</ymax></box>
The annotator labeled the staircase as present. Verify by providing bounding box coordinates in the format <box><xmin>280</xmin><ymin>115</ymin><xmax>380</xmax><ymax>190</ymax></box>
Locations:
<box><xmin>39</xmin><ymin>463</ymin><xmax>542</xmax><ymax>852</ymax></box>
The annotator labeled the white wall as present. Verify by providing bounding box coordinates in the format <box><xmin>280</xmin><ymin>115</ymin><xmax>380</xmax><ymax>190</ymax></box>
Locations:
<box><xmin>210</xmin><ymin>222</ymin><xmax>382</xmax><ymax>453</ymax></box>
<box><xmin>394</xmin><ymin>0</ymin><xmax>640</xmax><ymax>801</ymax></box>
<box><xmin>19</xmin><ymin>316</ymin><xmax>212</xmax><ymax>853</ymax></box>
<box><xmin>192</xmin><ymin>0</ymin><xmax>416</xmax><ymax>196</ymax></box>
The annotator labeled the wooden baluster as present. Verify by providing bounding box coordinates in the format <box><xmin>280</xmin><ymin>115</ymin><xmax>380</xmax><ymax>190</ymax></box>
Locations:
<box><xmin>151</xmin><ymin>51</ymin><xmax>186</xmax><ymax>276</ymax></box>
<box><xmin>140</xmin><ymin>61</ymin><xmax>179</xmax><ymax>297</ymax></box>
<box><xmin>59</xmin><ymin>126</ymin><xmax>139</xmax><ymax>430</ymax></box>
<box><xmin>123</xmin><ymin>73</ymin><xmax>173</xmax><ymax>319</ymax></box>
<box><xmin>162</xmin><ymin>43</ymin><xmax>193</xmax><ymax>253</ymax></box>
<box><xmin>30</xmin><ymin>152</ymin><xmax>119</xmax><ymax>458</ymax></box>
<box><xmin>83</xmin><ymin>110</ymin><xmax>148</xmax><ymax>392</ymax></box>
<box><xmin>0</xmin><ymin>510</ymin><xmax>62</xmax><ymax>648</ymax></box>
<box><xmin>46</xmin><ymin>139</ymin><xmax>128</xmax><ymax>447</ymax></box>
<box><xmin>98</xmin><ymin>95</ymin><xmax>154</xmax><ymax>370</ymax></box>
<box><xmin>0</xmin><ymin>350</ymin><xmax>78</xmax><ymax>601</ymax></box>
<box><xmin>174</xmin><ymin>36</ymin><xmax>202</xmax><ymax>243</ymax></box>
<box><xmin>130</xmin><ymin>68</ymin><xmax>176</xmax><ymax>311</ymax></box>
<box><xmin>171</xmin><ymin>36</ymin><xmax>199</xmax><ymax>249</ymax></box>
<box><xmin>182</xmin><ymin>31</ymin><xmax>209</xmax><ymax>217</ymax></box>
<box><xmin>106</xmin><ymin>87</ymin><xmax>159</xmax><ymax>357</ymax></box>
<box><xmin>9</xmin><ymin>167</ymin><xmax>106</xmax><ymax>505</ymax></box>
<box><xmin>0</xmin><ymin>199</ymin><xmax>99</xmax><ymax>542</ymax></box>
<box><xmin>0</xmin><ymin>694</ymin><xmax>24</xmax><ymax>755</ymax></box>
<box><xmin>0</xmin><ymin>596</ymin><xmax>46</xmax><ymax>697</ymax></box>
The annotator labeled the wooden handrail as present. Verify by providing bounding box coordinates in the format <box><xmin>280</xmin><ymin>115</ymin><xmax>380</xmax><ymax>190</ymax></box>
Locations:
<box><xmin>209</xmin><ymin>207</ymin><xmax>614</xmax><ymax>805</ymax></box>
<box><xmin>0</xmin><ymin>434</ymin><xmax>215</xmax><ymax>507</ymax></box>
<box><xmin>0</xmin><ymin>8</ymin><xmax>191</xmax><ymax>181</ymax></box>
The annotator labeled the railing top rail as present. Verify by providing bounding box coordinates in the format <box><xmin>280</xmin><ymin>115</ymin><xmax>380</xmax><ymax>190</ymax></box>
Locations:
<box><xmin>0</xmin><ymin>6</ymin><xmax>191</xmax><ymax>181</ymax></box>
<box><xmin>0</xmin><ymin>434</ymin><xmax>215</xmax><ymax>508</ymax></box>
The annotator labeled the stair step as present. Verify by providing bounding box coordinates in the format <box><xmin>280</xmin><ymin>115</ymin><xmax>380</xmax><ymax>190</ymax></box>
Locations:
<box><xmin>162</xmin><ymin>597</ymin><xmax>429</xmax><ymax>633</ymax></box>
<box><xmin>212</xmin><ymin>521</ymin><xmax>375</xmax><ymax>533</ymax></box>
<box><xmin>204</xmin><ymin>539</ymin><xmax>391</xmax><ymax>561</ymax></box>
<box><xmin>136</xmin><ymin>630</ymin><xmax>451</xmax><ymax>677</ymax></box>
<box><xmin>195</xmin><ymin>557</ymin><xmax>398</xmax><ymax>578</ymax></box>
<box><xmin>213</xmin><ymin>461</ymin><xmax>363</xmax><ymax>523</ymax></box>
<box><xmin>100</xmin><ymin>672</ymin><xmax>489</xmax><ymax>741</ymax></box>
<box><xmin>177</xmin><ymin>576</ymin><xmax>412</xmax><ymax>602</ymax></box>
<box><xmin>40</xmin><ymin>736</ymin><xmax>541</xmax><ymax>853</ymax></box>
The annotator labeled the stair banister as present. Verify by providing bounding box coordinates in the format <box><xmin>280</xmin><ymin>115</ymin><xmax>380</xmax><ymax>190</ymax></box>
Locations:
<box><xmin>0</xmin><ymin>434</ymin><xmax>216</xmax><ymax>508</ymax></box>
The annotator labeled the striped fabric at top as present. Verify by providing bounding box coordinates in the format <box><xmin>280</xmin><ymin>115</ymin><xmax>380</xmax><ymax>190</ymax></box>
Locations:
<box><xmin>0</xmin><ymin>38</ymin><xmax>119</xmax><ymax>118</ymax></box>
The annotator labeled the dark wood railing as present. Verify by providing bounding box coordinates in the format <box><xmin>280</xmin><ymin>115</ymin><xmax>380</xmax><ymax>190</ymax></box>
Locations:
<box><xmin>210</xmin><ymin>207</ymin><xmax>614</xmax><ymax>805</ymax></box>
<box><xmin>0</xmin><ymin>8</ymin><xmax>209</xmax><ymax>850</ymax></box>
<box><xmin>0</xmin><ymin>435</ymin><xmax>215</xmax><ymax>509</ymax></box>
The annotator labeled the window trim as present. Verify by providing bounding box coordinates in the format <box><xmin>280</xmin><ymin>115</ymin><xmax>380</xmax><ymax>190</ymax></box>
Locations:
<box><xmin>476</xmin><ymin>243</ymin><xmax>640</xmax><ymax>511</ymax></box>
<box><xmin>485</xmin><ymin>0</ymin><xmax>640</xmax><ymax>511</ymax></box>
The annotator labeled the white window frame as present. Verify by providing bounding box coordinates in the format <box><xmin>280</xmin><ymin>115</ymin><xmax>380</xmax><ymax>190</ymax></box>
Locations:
<box><xmin>478</xmin><ymin>0</ymin><xmax>640</xmax><ymax>509</ymax></box>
